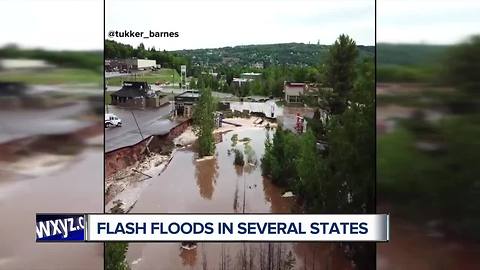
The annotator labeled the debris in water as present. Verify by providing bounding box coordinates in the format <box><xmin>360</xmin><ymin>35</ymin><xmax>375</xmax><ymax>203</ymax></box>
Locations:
<box><xmin>132</xmin><ymin>169</ymin><xmax>153</xmax><ymax>180</ymax></box>
<box><xmin>233</xmin><ymin>149</ymin><xmax>245</xmax><ymax>166</ymax></box>
<box><xmin>110</xmin><ymin>200</ymin><xmax>125</xmax><ymax>213</ymax></box>
<box><xmin>254</xmin><ymin>118</ymin><xmax>264</xmax><ymax>125</ymax></box>
<box><xmin>239</xmin><ymin>137</ymin><xmax>251</xmax><ymax>142</ymax></box>
<box><xmin>131</xmin><ymin>258</ymin><xmax>142</xmax><ymax>265</ymax></box>
<box><xmin>181</xmin><ymin>242</ymin><xmax>197</xmax><ymax>250</ymax></box>
<box><xmin>231</xmin><ymin>134</ymin><xmax>238</xmax><ymax>146</ymax></box>
<box><xmin>282</xmin><ymin>191</ymin><xmax>295</xmax><ymax>198</ymax></box>
<box><xmin>196</xmin><ymin>156</ymin><xmax>215</xmax><ymax>162</ymax></box>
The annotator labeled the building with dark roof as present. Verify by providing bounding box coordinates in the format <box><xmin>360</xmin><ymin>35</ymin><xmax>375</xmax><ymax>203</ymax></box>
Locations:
<box><xmin>111</xmin><ymin>81</ymin><xmax>168</xmax><ymax>108</ymax></box>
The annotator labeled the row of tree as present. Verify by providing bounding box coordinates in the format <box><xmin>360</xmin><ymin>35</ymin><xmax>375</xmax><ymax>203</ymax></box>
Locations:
<box><xmin>0</xmin><ymin>44</ymin><xmax>102</xmax><ymax>71</ymax></box>
<box><xmin>261</xmin><ymin>34</ymin><xmax>375</xmax><ymax>269</ymax></box>
<box><xmin>188</xmin><ymin>65</ymin><xmax>321</xmax><ymax>97</ymax></box>
<box><xmin>105</xmin><ymin>39</ymin><xmax>190</xmax><ymax>73</ymax></box>
<box><xmin>378</xmin><ymin>35</ymin><xmax>480</xmax><ymax>240</ymax></box>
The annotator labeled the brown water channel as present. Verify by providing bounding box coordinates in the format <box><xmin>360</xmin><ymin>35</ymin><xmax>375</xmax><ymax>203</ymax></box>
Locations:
<box><xmin>127</xmin><ymin>127</ymin><xmax>351</xmax><ymax>270</ymax></box>
<box><xmin>0</xmin><ymin>149</ymin><xmax>103</xmax><ymax>269</ymax></box>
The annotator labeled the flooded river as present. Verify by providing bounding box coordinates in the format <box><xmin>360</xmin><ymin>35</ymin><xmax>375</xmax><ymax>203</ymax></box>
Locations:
<box><xmin>0</xmin><ymin>149</ymin><xmax>103</xmax><ymax>269</ymax></box>
<box><xmin>377</xmin><ymin>213</ymin><xmax>480</xmax><ymax>270</ymax></box>
<box><xmin>126</xmin><ymin>127</ymin><xmax>351</xmax><ymax>270</ymax></box>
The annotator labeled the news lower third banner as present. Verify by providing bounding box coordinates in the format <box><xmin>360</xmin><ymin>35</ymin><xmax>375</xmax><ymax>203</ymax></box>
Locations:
<box><xmin>36</xmin><ymin>214</ymin><xmax>389</xmax><ymax>242</ymax></box>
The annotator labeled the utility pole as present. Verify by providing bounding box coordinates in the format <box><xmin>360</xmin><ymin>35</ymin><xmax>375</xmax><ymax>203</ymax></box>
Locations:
<box><xmin>131</xmin><ymin>111</ymin><xmax>151</xmax><ymax>155</ymax></box>
<box><xmin>131</xmin><ymin>111</ymin><xmax>144</xmax><ymax>140</ymax></box>
<box><xmin>243</xmin><ymin>172</ymin><xmax>246</xmax><ymax>214</ymax></box>
<box><xmin>105</xmin><ymin>79</ymin><xmax>109</xmax><ymax>114</ymax></box>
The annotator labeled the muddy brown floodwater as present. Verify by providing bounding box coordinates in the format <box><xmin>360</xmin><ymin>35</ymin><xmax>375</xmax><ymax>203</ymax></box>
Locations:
<box><xmin>377</xmin><ymin>209</ymin><xmax>480</xmax><ymax>270</ymax></box>
<box><xmin>127</xmin><ymin>127</ymin><xmax>352</xmax><ymax>270</ymax></box>
<box><xmin>0</xmin><ymin>149</ymin><xmax>103</xmax><ymax>269</ymax></box>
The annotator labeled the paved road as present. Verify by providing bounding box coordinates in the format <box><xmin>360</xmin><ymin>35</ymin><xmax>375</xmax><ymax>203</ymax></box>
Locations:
<box><xmin>106</xmin><ymin>85</ymin><xmax>237</xmax><ymax>100</ymax></box>
<box><xmin>105</xmin><ymin>105</ymin><xmax>177</xmax><ymax>152</ymax></box>
<box><xmin>0</xmin><ymin>102</ymin><xmax>93</xmax><ymax>144</ymax></box>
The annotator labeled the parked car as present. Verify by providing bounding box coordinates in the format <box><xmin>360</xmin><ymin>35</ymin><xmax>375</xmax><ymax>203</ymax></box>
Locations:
<box><xmin>105</xmin><ymin>113</ymin><xmax>122</xmax><ymax>128</ymax></box>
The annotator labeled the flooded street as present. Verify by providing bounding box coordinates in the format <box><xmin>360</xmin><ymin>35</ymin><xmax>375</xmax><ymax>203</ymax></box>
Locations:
<box><xmin>228</xmin><ymin>100</ymin><xmax>315</xmax><ymax>132</ymax></box>
<box><xmin>126</xmin><ymin>127</ymin><xmax>352</xmax><ymax>270</ymax></box>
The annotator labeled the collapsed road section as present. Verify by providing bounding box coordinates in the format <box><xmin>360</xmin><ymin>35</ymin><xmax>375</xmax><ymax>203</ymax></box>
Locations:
<box><xmin>105</xmin><ymin>116</ymin><xmax>192</xmax><ymax>211</ymax></box>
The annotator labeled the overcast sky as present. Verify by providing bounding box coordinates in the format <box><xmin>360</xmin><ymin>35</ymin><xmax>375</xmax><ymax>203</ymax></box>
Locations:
<box><xmin>1</xmin><ymin>1</ymin><xmax>479</xmax><ymax>50</ymax></box>
<box><xmin>106</xmin><ymin>0</ymin><xmax>375</xmax><ymax>50</ymax></box>
<box><xmin>378</xmin><ymin>0</ymin><xmax>480</xmax><ymax>44</ymax></box>
<box><xmin>0</xmin><ymin>0</ymin><xmax>103</xmax><ymax>50</ymax></box>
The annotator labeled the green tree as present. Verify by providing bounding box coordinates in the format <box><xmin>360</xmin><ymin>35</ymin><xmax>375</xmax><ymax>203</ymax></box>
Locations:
<box><xmin>189</xmin><ymin>79</ymin><xmax>197</xmax><ymax>89</ymax></box>
<box><xmin>325</xmin><ymin>34</ymin><xmax>359</xmax><ymax>114</ymax></box>
<box><xmin>105</xmin><ymin>206</ymin><xmax>130</xmax><ymax>270</ymax></box>
<box><xmin>105</xmin><ymin>243</ymin><xmax>130</xmax><ymax>270</ymax></box>
<box><xmin>444</xmin><ymin>35</ymin><xmax>480</xmax><ymax>95</ymax></box>
<box><xmin>295</xmin><ymin>130</ymin><xmax>322</xmax><ymax>209</ymax></box>
<box><xmin>193</xmin><ymin>87</ymin><xmax>216</xmax><ymax>157</ymax></box>
<box><xmin>443</xmin><ymin>35</ymin><xmax>480</xmax><ymax>113</ymax></box>
<box><xmin>261</xmin><ymin>127</ymin><xmax>299</xmax><ymax>186</ymax></box>
<box><xmin>261</xmin><ymin>131</ymin><xmax>273</xmax><ymax>175</ymax></box>
<box><xmin>319</xmin><ymin>58</ymin><xmax>375</xmax><ymax>213</ymax></box>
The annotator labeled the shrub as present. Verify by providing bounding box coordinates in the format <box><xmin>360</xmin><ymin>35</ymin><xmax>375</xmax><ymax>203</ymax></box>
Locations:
<box><xmin>233</xmin><ymin>148</ymin><xmax>245</xmax><ymax>166</ymax></box>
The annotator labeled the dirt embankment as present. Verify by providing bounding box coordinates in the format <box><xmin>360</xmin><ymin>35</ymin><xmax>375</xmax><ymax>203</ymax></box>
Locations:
<box><xmin>0</xmin><ymin>121</ymin><xmax>102</xmax><ymax>177</ymax></box>
<box><xmin>104</xmin><ymin>136</ymin><xmax>175</xmax><ymax>209</ymax></box>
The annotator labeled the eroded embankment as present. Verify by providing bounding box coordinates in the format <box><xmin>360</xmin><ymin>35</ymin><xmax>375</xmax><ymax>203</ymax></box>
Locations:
<box><xmin>104</xmin><ymin>119</ymin><xmax>192</xmax><ymax>211</ymax></box>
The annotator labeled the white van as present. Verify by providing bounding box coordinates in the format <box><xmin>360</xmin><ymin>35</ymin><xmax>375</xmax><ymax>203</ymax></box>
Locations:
<box><xmin>105</xmin><ymin>113</ymin><xmax>122</xmax><ymax>128</ymax></box>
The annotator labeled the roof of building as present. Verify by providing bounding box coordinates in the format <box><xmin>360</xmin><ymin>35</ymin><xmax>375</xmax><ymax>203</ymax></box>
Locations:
<box><xmin>233</xmin><ymin>78</ymin><xmax>253</xmax><ymax>82</ymax></box>
<box><xmin>111</xmin><ymin>81</ymin><xmax>149</xmax><ymax>98</ymax></box>
<box><xmin>240</xmin><ymin>72</ymin><xmax>262</xmax><ymax>76</ymax></box>
<box><xmin>285</xmin><ymin>82</ymin><xmax>306</xmax><ymax>88</ymax></box>
<box><xmin>176</xmin><ymin>90</ymin><xmax>201</xmax><ymax>98</ymax></box>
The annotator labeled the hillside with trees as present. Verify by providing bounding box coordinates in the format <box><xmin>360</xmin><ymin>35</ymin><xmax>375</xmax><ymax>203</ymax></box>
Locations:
<box><xmin>174</xmin><ymin>42</ymin><xmax>374</xmax><ymax>68</ymax></box>
<box><xmin>377</xmin><ymin>43</ymin><xmax>449</xmax><ymax>83</ymax></box>
<box><xmin>106</xmin><ymin>40</ymin><xmax>374</xmax><ymax>98</ymax></box>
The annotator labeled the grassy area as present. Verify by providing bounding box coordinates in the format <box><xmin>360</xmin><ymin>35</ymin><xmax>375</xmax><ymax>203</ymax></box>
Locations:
<box><xmin>377</xmin><ymin>65</ymin><xmax>438</xmax><ymax>83</ymax></box>
<box><xmin>106</xmin><ymin>68</ymin><xmax>180</xmax><ymax>86</ymax></box>
<box><xmin>0</xmin><ymin>68</ymin><xmax>101</xmax><ymax>85</ymax></box>
<box><xmin>105</xmin><ymin>91</ymin><xmax>112</xmax><ymax>105</ymax></box>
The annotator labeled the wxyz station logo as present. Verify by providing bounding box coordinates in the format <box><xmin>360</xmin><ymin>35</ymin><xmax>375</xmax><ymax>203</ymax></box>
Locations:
<box><xmin>36</xmin><ymin>214</ymin><xmax>85</xmax><ymax>241</ymax></box>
